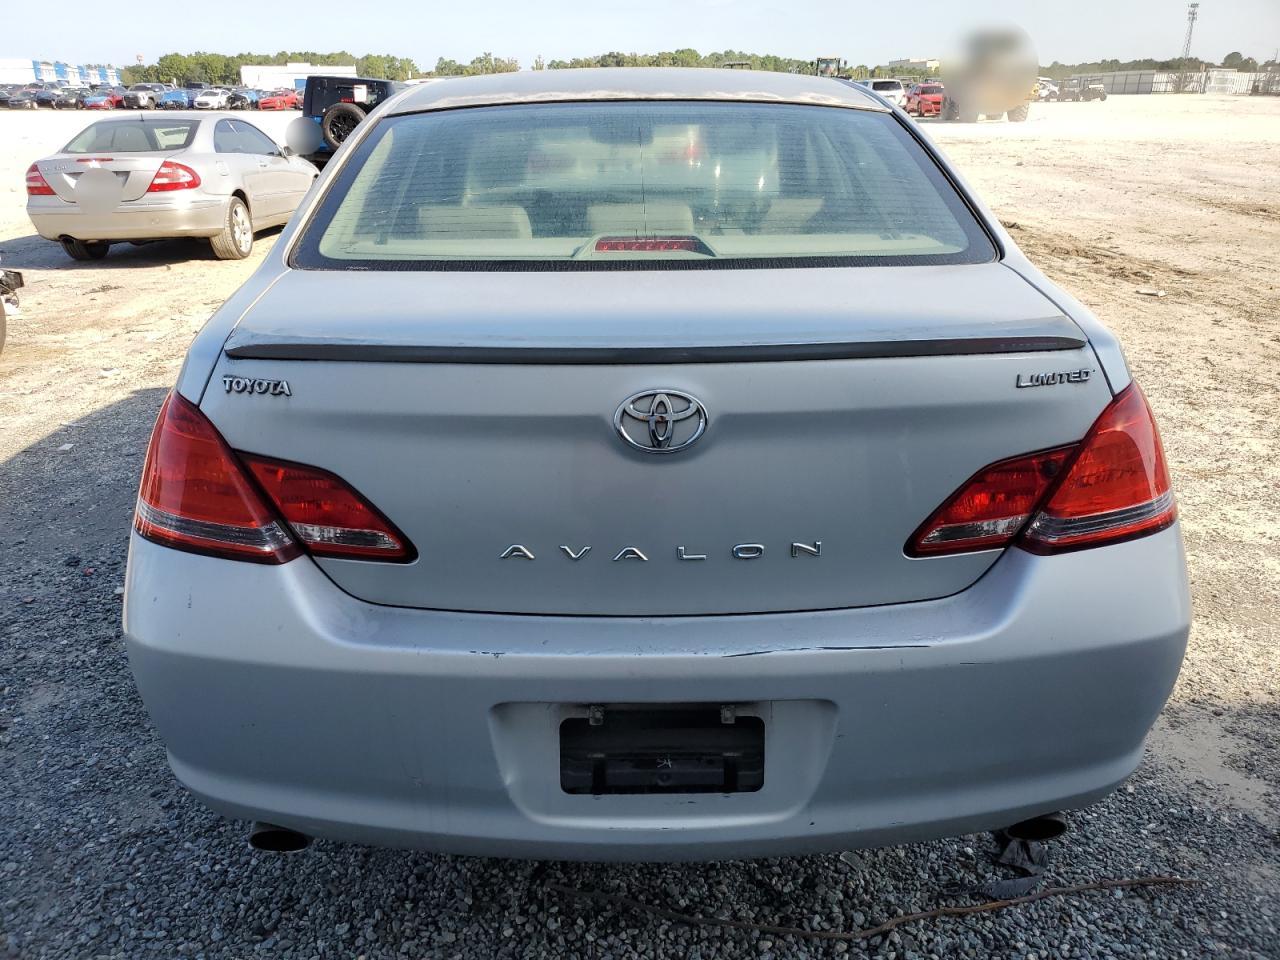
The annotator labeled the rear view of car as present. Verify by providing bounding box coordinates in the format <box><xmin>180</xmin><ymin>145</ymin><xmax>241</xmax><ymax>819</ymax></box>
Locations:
<box><xmin>865</xmin><ymin>78</ymin><xmax>907</xmax><ymax>107</ymax></box>
<box><xmin>298</xmin><ymin>75</ymin><xmax>408</xmax><ymax>167</ymax></box>
<box><xmin>25</xmin><ymin>114</ymin><xmax>317</xmax><ymax>261</ymax></box>
<box><xmin>123</xmin><ymin>70</ymin><xmax>1188</xmax><ymax>861</ymax></box>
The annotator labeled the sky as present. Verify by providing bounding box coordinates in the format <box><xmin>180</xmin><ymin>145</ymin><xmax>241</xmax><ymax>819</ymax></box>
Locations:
<box><xmin>9</xmin><ymin>0</ymin><xmax>1279</xmax><ymax>70</ymax></box>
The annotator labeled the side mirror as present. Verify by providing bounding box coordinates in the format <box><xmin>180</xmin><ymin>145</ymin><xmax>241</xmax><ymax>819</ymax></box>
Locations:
<box><xmin>280</xmin><ymin>145</ymin><xmax>295</xmax><ymax>157</ymax></box>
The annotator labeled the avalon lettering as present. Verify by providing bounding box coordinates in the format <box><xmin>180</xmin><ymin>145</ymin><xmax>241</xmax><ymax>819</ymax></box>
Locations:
<box><xmin>501</xmin><ymin>541</ymin><xmax>824</xmax><ymax>561</ymax></box>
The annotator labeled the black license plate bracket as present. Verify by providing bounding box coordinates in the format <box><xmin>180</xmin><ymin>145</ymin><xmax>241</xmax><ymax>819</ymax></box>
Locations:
<box><xmin>559</xmin><ymin>706</ymin><xmax>764</xmax><ymax>795</ymax></box>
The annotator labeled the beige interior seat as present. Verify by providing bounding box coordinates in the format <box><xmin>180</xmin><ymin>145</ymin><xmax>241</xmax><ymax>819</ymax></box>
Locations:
<box><xmin>587</xmin><ymin>203</ymin><xmax>694</xmax><ymax>236</ymax></box>
<box><xmin>416</xmin><ymin>204</ymin><xmax>532</xmax><ymax>239</ymax></box>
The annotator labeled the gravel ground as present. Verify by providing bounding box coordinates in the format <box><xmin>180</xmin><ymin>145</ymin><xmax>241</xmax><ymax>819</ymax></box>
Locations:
<box><xmin>2</xmin><ymin>97</ymin><xmax>1278</xmax><ymax>959</ymax></box>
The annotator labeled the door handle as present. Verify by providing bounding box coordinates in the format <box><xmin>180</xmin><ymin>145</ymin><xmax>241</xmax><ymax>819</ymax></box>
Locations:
<box><xmin>257</xmin><ymin>160</ymin><xmax>269</xmax><ymax>168</ymax></box>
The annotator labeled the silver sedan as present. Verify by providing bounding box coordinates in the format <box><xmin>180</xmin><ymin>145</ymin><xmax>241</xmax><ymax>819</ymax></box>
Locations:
<box><xmin>25</xmin><ymin>112</ymin><xmax>317</xmax><ymax>261</ymax></box>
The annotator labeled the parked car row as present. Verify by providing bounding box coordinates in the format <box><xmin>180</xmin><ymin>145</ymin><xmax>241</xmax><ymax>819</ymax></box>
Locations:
<box><xmin>2</xmin><ymin>80</ymin><xmax>284</xmax><ymax>111</ymax></box>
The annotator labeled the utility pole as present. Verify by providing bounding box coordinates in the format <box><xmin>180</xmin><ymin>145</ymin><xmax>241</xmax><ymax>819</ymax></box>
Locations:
<box><xmin>1176</xmin><ymin>2</ymin><xmax>1200</xmax><ymax>93</ymax></box>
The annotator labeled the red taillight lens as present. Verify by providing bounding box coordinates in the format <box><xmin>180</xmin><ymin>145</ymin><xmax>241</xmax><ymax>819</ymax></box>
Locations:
<box><xmin>241</xmin><ymin>455</ymin><xmax>416</xmax><ymax>562</ymax></box>
<box><xmin>146</xmin><ymin>160</ymin><xmax>201</xmax><ymax>193</ymax></box>
<box><xmin>1021</xmin><ymin>383</ymin><xmax>1175</xmax><ymax>552</ymax></box>
<box><xmin>594</xmin><ymin>237</ymin><xmax>704</xmax><ymax>252</ymax></box>
<box><xmin>908</xmin><ymin>382</ymin><xmax>1176</xmax><ymax>558</ymax></box>
<box><xmin>25</xmin><ymin>163</ymin><xmax>54</xmax><ymax>196</ymax></box>
<box><xmin>908</xmin><ymin>447</ymin><xmax>1075</xmax><ymax>555</ymax></box>
<box><xmin>135</xmin><ymin>393</ymin><xmax>299</xmax><ymax>564</ymax></box>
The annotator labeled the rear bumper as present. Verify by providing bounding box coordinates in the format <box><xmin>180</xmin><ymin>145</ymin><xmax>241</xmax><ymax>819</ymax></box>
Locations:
<box><xmin>124</xmin><ymin>525</ymin><xmax>1189</xmax><ymax>861</ymax></box>
<box><xmin>27</xmin><ymin>195</ymin><xmax>228</xmax><ymax>242</ymax></box>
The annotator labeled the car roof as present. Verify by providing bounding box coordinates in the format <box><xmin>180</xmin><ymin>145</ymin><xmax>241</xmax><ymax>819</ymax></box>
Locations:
<box><xmin>75</xmin><ymin>111</ymin><xmax>236</xmax><ymax>122</ymax></box>
<box><xmin>386</xmin><ymin>67</ymin><xmax>889</xmax><ymax>116</ymax></box>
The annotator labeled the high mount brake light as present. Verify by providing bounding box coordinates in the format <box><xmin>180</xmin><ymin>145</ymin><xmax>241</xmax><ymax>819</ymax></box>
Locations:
<box><xmin>146</xmin><ymin>160</ymin><xmax>201</xmax><ymax>193</ymax></box>
<box><xmin>134</xmin><ymin>393</ymin><xmax>414</xmax><ymax>564</ymax></box>
<box><xmin>908</xmin><ymin>383</ymin><xmax>1176</xmax><ymax>557</ymax></box>
<box><xmin>595</xmin><ymin>236</ymin><xmax>705</xmax><ymax>253</ymax></box>
<box><xmin>25</xmin><ymin>163</ymin><xmax>54</xmax><ymax>196</ymax></box>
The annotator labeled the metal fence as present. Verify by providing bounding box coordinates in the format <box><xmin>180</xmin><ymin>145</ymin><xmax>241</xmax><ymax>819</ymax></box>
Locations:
<box><xmin>1068</xmin><ymin>69</ymin><xmax>1277</xmax><ymax>95</ymax></box>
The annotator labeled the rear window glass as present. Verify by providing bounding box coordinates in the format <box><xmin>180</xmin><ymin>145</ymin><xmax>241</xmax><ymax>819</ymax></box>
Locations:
<box><xmin>294</xmin><ymin>101</ymin><xmax>994</xmax><ymax>270</ymax></box>
<box><xmin>64</xmin><ymin>120</ymin><xmax>198</xmax><ymax>153</ymax></box>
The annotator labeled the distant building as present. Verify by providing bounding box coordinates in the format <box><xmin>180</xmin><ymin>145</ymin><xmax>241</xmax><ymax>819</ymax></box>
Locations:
<box><xmin>887</xmin><ymin>58</ymin><xmax>940</xmax><ymax>72</ymax></box>
<box><xmin>0</xmin><ymin>58</ymin><xmax>121</xmax><ymax>85</ymax></box>
<box><xmin>240</xmin><ymin>62</ymin><xmax>357</xmax><ymax>92</ymax></box>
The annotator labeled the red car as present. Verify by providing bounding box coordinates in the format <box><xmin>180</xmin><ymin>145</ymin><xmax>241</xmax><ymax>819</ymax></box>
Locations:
<box><xmin>905</xmin><ymin>83</ymin><xmax>945</xmax><ymax>117</ymax></box>
<box><xmin>83</xmin><ymin>86</ymin><xmax>126</xmax><ymax>110</ymax></box>
<box><xmin>259</xmin><ymin>88</ymin><xmax>299</xmax><ymax>110</ymax></box>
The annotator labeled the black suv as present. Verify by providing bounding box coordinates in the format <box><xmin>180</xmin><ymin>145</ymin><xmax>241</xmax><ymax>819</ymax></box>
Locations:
<box><xmin>301</xmin><ymin>75</ymin><xmax>408</xmax><ymax>166</ymax></box>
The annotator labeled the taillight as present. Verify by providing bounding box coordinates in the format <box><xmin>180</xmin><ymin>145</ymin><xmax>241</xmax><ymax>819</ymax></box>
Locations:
<box><xmin>135</xmin><ymin>393</ymin><xmax>299</xmax><ymax>564</ymax></box>
<box><xmin>1021</xmin><ymin>383</ymin><xmax>1175</xmax><ymax>552</ymax></box>
<box><xmin>146</xmin><ymin>160</ymin><xmax>201</xmax><ymax>193</ymax></box>
<box><xmin>241</xmin><ymin>455</ymin><xmax>415</xmax><ymax>562</ymax></box>
<box><xmin>908</xmin><ymin>447</ymin><xmax>1075</xmax><ymax>555</ymax></box>
<box><xmin>908</xmin><ymin>382</ymin><xmax>1176</xmax><ymax>557</ymax></box>
<box><xmin>134</xmin><ymin>392</ymin><xmax>415</xmax><ymax>565</ymax></box>
<box><xmin>25</xmin><ymin>163</ymin><xmax>55</xmax><ymax>196</ymax></box>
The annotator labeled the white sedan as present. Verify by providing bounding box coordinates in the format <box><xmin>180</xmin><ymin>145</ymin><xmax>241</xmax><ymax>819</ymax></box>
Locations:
<box><xmin>25</xmin><ymin>113</ymin><xmax>317</xmax><ymax>260</ymax></box>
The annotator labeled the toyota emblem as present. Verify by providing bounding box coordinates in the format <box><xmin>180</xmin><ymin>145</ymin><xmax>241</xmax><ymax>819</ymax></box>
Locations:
<box><xmin>614</xmin><ymin>389</ymin><xmax>708</xmax><ymax>454</ymax></box>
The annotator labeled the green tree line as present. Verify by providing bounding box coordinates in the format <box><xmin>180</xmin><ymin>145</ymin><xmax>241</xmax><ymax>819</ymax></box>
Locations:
<box><xmin>121</xmin><ymin>48</ymin><xmax>1277</xmax><ymax>87</ymax></box>
<box><xmin>124</xmin><ymin>51</ymin><xmax>420</xmax><ymax>86</ymax></box>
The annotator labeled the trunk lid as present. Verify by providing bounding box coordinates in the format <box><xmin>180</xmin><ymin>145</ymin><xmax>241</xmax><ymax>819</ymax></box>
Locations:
<box><xmin>39</xmin><ymin>154</ymin><xmax>170</xmax><ymax>203</ymax></box>
<box><xmin>204</xmin><ymin>264</ymin><xmax>1111</xmax><ymax>616</ymax></box>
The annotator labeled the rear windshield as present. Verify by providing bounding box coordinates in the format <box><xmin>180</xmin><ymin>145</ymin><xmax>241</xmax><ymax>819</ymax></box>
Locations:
<box><xmin>294</xmin><ymin>101</ymin><xmax>994</xmax><ymax>271</ymax></box>
<box><xmin>64</xmin><ymin>120</ymin><xmax>198</xmax><ymax>153</ymax></box>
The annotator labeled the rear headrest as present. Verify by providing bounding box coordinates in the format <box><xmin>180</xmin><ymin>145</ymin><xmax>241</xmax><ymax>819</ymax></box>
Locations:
<box><xmin>759</xmin><ymin>198</ymin><xmax>824</xmax><ymax>233</ymax></box>
<box><xmin>587</xmin><ymin>203</ymin><xmax>694</xmax><ymax>236</ymax></box>
<box><xmin>416</xmin><ymin>204</ymin><xmax>532</xmax><ymax>239</ymax></box>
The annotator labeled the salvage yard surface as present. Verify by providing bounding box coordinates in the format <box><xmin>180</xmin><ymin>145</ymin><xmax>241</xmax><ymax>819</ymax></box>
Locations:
<box><xmin>1</xmin><ymin>96</ymin><xmax>1277</xmax><ymax>959</ymax></box>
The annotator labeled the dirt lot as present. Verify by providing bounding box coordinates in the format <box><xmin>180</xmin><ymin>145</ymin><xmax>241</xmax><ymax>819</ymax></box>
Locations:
<box><xmin>1</xmin><ymin>97</ymin><xmax>1278</xmax><ymax>959</ymax></box>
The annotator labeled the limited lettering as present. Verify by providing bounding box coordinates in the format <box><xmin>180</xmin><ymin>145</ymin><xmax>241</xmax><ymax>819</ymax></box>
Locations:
<box><xmin>1015</xmin><ymin>369</ymin><xmax>1092</xmax><ymax>389</ymax></box>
